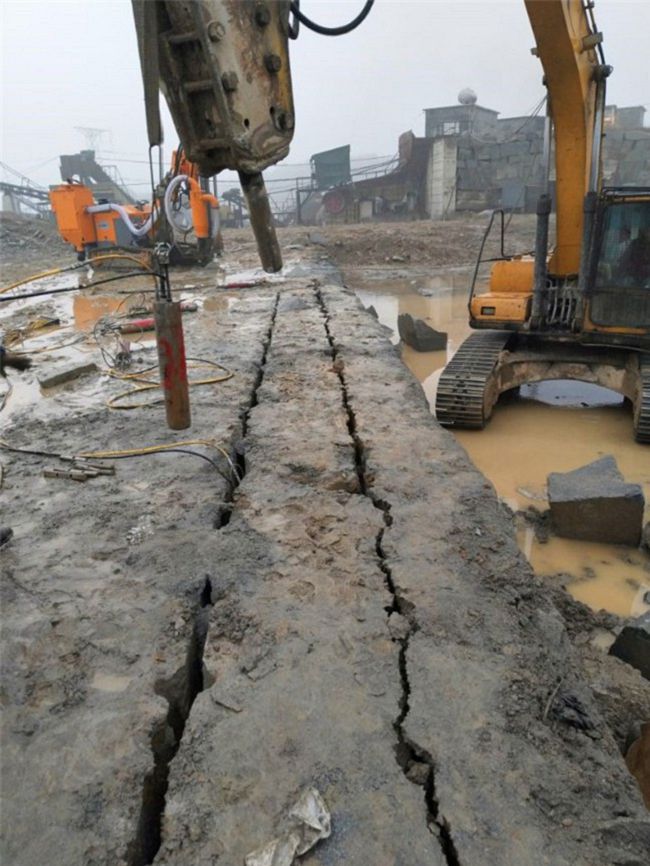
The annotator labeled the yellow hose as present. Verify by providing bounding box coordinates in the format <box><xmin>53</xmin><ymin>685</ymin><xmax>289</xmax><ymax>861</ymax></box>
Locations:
<box><xmin>105</xmin><ymin>361</ymin><xmax>233</xmax><ymax>410</ymax></box>
<box><xmin>0</xmin><ymin>253</ymin><xmax>156</xmax><ymax>294</ymax></box>
<box><xmin>76</xmin><ymin>439</ymin><xmax>219</xmax><ymax>459</ymax></box>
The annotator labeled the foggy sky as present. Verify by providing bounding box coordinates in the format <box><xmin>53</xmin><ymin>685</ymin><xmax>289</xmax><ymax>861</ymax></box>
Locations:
<box><xmin>1</xmin><ymin>0</ymin><xmax>648</xmax><ymax>194</ymax></box>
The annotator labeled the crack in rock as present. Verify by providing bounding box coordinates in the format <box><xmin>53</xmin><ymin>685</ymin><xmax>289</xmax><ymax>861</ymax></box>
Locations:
<box><xmin>313</xmin><ymin>281</ymin><xmax>461</xmax><ymax>866</ymax></box>
<box><xmin>213</xmin><ymin>293</ymin><xmax>280</xmax><ymax>530</ymax></box>
<box><xmin>126</xmin><ymin>581</ymin><xmax>211</xmax><ymax>866</ymax></box>
<box><xmin>126</xmin><ymin>296</ymin><xmax>280</xmax><ymax>864</ymax></box>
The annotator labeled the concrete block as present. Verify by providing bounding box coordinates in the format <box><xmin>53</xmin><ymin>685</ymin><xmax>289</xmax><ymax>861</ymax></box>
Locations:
<box><xmin>37</xmin><ymin>361</ymin><xmax>98</xmax><ymax>389</ymax></box>
<box><xmin>609</xmin><ymin>612</ymin><xmax>650</xmax><ymax>680</ymax></box>
<box><xmin>397</xmin><ymin>313</ymin><xmax>447</xmax><ymax>352</ymax></box>
<box><xmin>547</xmin><ymin>456</ymin><xmax>644</xmax><ymax>545</ymax></box>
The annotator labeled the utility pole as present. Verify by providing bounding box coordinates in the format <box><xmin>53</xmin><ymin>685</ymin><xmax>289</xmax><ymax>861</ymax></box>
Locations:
<box><xmin>74</xmin><ymin>127</ymin><xmax>110</xmax><ymax>153</ymax></box>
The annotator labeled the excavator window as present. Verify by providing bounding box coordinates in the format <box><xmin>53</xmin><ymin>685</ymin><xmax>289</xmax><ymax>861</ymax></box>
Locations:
<box><xmin>595</xmin><ymin>199</ymin><xmax>650</xmax><ymax>290</ymax></box>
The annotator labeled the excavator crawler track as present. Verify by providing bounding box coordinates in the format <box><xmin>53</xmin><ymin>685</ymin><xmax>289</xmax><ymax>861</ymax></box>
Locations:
<box><xmin>635</xmin><ymin>358</ymin><xmax>650</xmax><ymax>443</ymax></box>
<box><xmin>435</xmin><ymin>332</ymin><xmax>510</xmax><ymax>429</ymax></box>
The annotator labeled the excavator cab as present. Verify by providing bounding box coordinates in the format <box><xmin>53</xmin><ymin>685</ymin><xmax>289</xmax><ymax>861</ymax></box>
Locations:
<box><xmin>587</xmin><ymin>190</ymin><xmax>650</xmax><ymax>331</ymax></box>
<box><xmin>438</xmin><ymin>189</ymin><xmax>650</xmax><ymax>440</ymax></box>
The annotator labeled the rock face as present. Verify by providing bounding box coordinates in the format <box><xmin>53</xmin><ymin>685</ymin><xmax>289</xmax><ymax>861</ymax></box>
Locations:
<box><xmin>610</xmin><ymin>613</ymin><xmax>650</xmax><ymax>681</ymax></box>
<box><xmin>397</xmin><ymin>313</ymin><xmax>447</xmax><ymax>352</ymax></box>
<box><xmin>547</xmin><ymin>456</ymin><xmax>644</xmax><ymax>545</ymax></box>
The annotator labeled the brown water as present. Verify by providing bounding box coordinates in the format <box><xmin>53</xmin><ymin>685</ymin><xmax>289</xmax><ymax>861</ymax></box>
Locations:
<box><xmin>353</xmin><ymin>270</ymin><xmax>650</xmax><ymax>618</ymax></box>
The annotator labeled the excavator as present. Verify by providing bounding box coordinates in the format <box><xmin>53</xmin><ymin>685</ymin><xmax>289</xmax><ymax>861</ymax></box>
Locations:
<box><xmin>49</xmin><ymin>146</ymin><xmax>221</xmax><ymax>266</ymax></box>
<box><xmin>131</xmin><ymin>0</ymin><xmax>649</xmax><ymax>440</ymax></box>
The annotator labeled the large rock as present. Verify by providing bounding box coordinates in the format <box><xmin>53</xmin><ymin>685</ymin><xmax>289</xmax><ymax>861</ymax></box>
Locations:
<box><xmin>397</xmin><ymin>313</ymin><xmax>447</xmax><ymax>352</ymax></box>
<box><xmin>37</xmin><ymin>360</ymin><xmax>97</xmax><ymax>389</ymax></box>
<box><xmin>547</xmin><ymin>456</ymin><xmax>644</xmax><ymax>545</ymax></box>
<box><xmin>610</xmin><ymin>612</ymin><xmax>650</xmax><ymax>681</ymax></box>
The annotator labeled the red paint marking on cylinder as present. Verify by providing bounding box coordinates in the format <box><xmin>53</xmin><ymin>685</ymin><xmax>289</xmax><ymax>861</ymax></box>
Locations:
<box><xmin>154</xmin><ymin>300</ymin><xmax>191</xmax><ymax>430</ymax></box>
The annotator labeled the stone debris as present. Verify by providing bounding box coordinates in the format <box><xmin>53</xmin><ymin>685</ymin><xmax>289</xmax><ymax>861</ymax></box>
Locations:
<box><xmin>610</xmin><ymin>612</ymin><xmax>650</xmax><ymax>680</ymax></box>
<box><xmin>397</xmin><ymin>312</ymin><xmax>448</xmax><ymax>352</ymax></box>
<box><xmin>307</xmin><ymin>231</ymin><xmax>328</xmax><ymax>247</ymax></box>
<box><xmin>37</xmin><ymin>360</ymin><xmax>98</xmax><ymax>389</ymax></box>
<box><xmin>547</xmin><ymin>456</ymin><xmax>645</xmax><ymax>545</ymax></box>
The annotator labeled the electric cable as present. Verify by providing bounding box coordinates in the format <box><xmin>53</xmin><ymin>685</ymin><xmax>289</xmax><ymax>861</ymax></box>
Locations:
<box><xmin>0</xmin><ymin>437</ymin><xmax>239</xmax><ymax>483</ymax></box>
<box><xmin>105</xmin><ymin>358</ymin><xmax>233</xmax><ymax>410</ymax></box>
<box><xmin>289</xmin><ymin>0</ymin><xmax>374</xmax><ymax>36</ymax></box>
<box><xmin>0</xmin><ymin>253</ymin><xmax>156</xmax><ymax>295</ymax></box>
<box><xmin>0</xmin><ymin>271</ymin><xmax>160</xmax><ymax>303</ymax></box>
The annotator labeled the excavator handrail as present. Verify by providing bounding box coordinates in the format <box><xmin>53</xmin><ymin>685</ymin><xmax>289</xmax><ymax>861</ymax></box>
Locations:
<box><xmin>468</xmin><ymin>209</ymin><xmax>508</xmax><ymax>308</ymax></box>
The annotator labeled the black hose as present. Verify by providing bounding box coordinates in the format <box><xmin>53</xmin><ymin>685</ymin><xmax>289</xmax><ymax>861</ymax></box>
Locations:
<box><xmin>288</xmin><ymin>0</ymin><xmax>300</xmax><ymax>39</ymax></box>
<box><xmin>0</xmin><ymin>439</ymin><xmax>231</xmax><ymax>482</ymax></box>
<box><xmin>0</xmin><ymin>272</ymin><xmax>160</xmax><ymax>303</ymax></box>
<box><xmin>289</xmin><ymin>0</ymin><xmax>374</xmax><ymax>36</ymax></box>
<box><xmin>100</xmin><ymin>447</ymin><xmax>230</xmax><ymax>480</ymax></box>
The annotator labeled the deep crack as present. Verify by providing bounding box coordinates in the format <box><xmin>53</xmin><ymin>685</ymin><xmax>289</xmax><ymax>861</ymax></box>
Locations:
<box><xmin>126</xmin><ymin>579</ymin><xmax>211</xmax><ymax>866</ymax></box>
<box><xmin>213</xmin><ymin>293</ymin><xmax>279</xmax><ymax>530</ymax></box>
<box><xmin>127</xmin><ymin>296</ymin><xmax>280</xmax><ymax>864</ymax></box>
<box><xmin>313</xmin><ymin>281</ymin><xmax>460</xmax><ymax>865</ymax></box>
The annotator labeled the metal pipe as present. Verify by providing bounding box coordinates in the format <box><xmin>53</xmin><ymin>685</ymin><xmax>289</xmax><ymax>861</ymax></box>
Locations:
<box><xmin>589</xmin><ymin>70</ymin><xmax>611</xmax><ymax>193</ymax></box>
<box><xmin>531</xmin><ymin>193</ymin><xmax>552</xmax><ymax>328</ymax></box>
<box><xmin>541</xmin><ymin>103</ymin><xmax>552</xmax><ymax>197</ymax></box>
<box><xmin>154</xmin><ymin>299</ymin><xmax>191</xmax><ymax>430</ymax></box>
<box><xmin>238</xmin><ymin>170</ymin><xmax>283</xmax><ymax>273</ymax></box>
<box><xmin>578</xmin><ymin>191</ymin><xmax>598</xmax><ymax>289</ymax></box>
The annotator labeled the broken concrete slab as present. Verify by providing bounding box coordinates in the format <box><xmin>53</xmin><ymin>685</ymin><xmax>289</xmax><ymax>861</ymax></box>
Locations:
<box><xmin>610</xmin><ymin>612</ymin><xmax>650</xmax><ymax>681</ymax></box>
<box><xmin>37</xmin><ymin>360</ymin><xmax>98</xmax><ymax>389</ymax></box>
<box><xmin>547</xmin><ymin>456</ymin><xmax>644</xmax><ymax>545</ymax></box>
<box><xmin>397</xmin><ymin>312</ymin><xmax>447</xmax><ymax>352</ymax></box>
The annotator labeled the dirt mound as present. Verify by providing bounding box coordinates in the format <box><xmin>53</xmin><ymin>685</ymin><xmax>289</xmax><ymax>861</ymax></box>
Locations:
<box><xmin>0</xmin><ymin>212</ymin><xmax>70</xmax><ymax>268</ymax></box>
<box><xmin>222</xmin><ymin>214</ymin><xmax>541</xmax><ymax>272</ymax></box>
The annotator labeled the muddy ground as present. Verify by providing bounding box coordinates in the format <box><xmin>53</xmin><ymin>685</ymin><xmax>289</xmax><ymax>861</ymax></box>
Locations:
<box><xmin>1</xmin><ymin>216</ymin><xmax>649</xmax><ymax>865</ymax></box>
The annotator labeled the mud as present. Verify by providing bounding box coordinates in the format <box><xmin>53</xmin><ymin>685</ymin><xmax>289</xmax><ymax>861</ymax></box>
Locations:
<box><xmin>1</xmin><ymin>218</ymin><xmax>649</xmax><ymax>865</ymax></box>
<box><xmin>350</xmin><ymin>274</ymin><xmax>650</xmax><ymax>619</ymax></box>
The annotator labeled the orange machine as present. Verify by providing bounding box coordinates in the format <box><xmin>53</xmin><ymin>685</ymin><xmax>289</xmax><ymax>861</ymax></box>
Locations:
<box><xmin>49</xmin><ymin>149</ymin><xmax>220</xmax><ymax>266</ymax></box>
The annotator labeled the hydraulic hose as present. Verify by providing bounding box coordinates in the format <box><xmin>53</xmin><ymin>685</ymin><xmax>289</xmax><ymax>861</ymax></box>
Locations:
<box><xmin>87</xmin><ymin>202</ymin><xmax>156</xmax><ymax>238</ymax></box>
<box><xmin>164</xmin><ymin>175</ymin><xmax>221</xmax><ymax>240</ymax></box>
<box><xmin>163</xmin><ymin>174</ymin><xmax>193</xmax><ymax>233</ymax></box>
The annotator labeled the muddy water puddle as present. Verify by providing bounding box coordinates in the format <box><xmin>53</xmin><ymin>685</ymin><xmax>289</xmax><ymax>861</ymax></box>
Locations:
<box><xmin>353</xmin><ymin>270</ymin><xmax>650</xmax><ymax>617</ymax></box>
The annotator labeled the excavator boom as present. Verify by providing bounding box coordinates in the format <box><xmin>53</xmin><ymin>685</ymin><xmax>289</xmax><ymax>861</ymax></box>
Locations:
<box><xmin>524</xmin><ymin>0</ymin><xmax>608</xmax><ymax>276</ymax></box>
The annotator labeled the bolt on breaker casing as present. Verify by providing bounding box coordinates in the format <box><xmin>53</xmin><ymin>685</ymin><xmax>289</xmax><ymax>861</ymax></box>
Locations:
<box><xmin>133</xmin><ymin>0</ymin><xmax>294</xmax><ymax>176</ymax></box>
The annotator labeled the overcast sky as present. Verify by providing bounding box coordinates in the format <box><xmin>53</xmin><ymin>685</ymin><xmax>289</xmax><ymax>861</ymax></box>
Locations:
<box><xmin>1</xmin><ymin>0</ymin><xmax>648</xmax><ymax>193</ymax></box>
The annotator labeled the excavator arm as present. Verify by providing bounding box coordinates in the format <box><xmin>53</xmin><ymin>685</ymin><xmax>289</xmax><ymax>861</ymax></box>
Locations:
<box><xmin>523</xmin><ymin>0</ymin><xmax>609</xmax><ymax>277</ymax></box>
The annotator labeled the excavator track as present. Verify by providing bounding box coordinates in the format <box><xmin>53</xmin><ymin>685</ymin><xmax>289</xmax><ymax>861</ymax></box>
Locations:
<box><xmin>435</xmin><ymin>331</ymin><xmax>510</xmax><ymax>429</ymax></box>
<box><xmin>634</xmin><ymin>357</ymin><xmax>650</xmax><ymax>443</ymax></box>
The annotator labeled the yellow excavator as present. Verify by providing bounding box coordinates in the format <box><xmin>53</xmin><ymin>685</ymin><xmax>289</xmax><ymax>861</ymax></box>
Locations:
<box><xmin>435</xmin><ymin>0</ymin><xmax>650</xmax><ymax>442</ymax></box>
<box><xmin>132</xmin><ymin>0</ymin><xmax>649</xmax><ymax>441</ymax></box>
